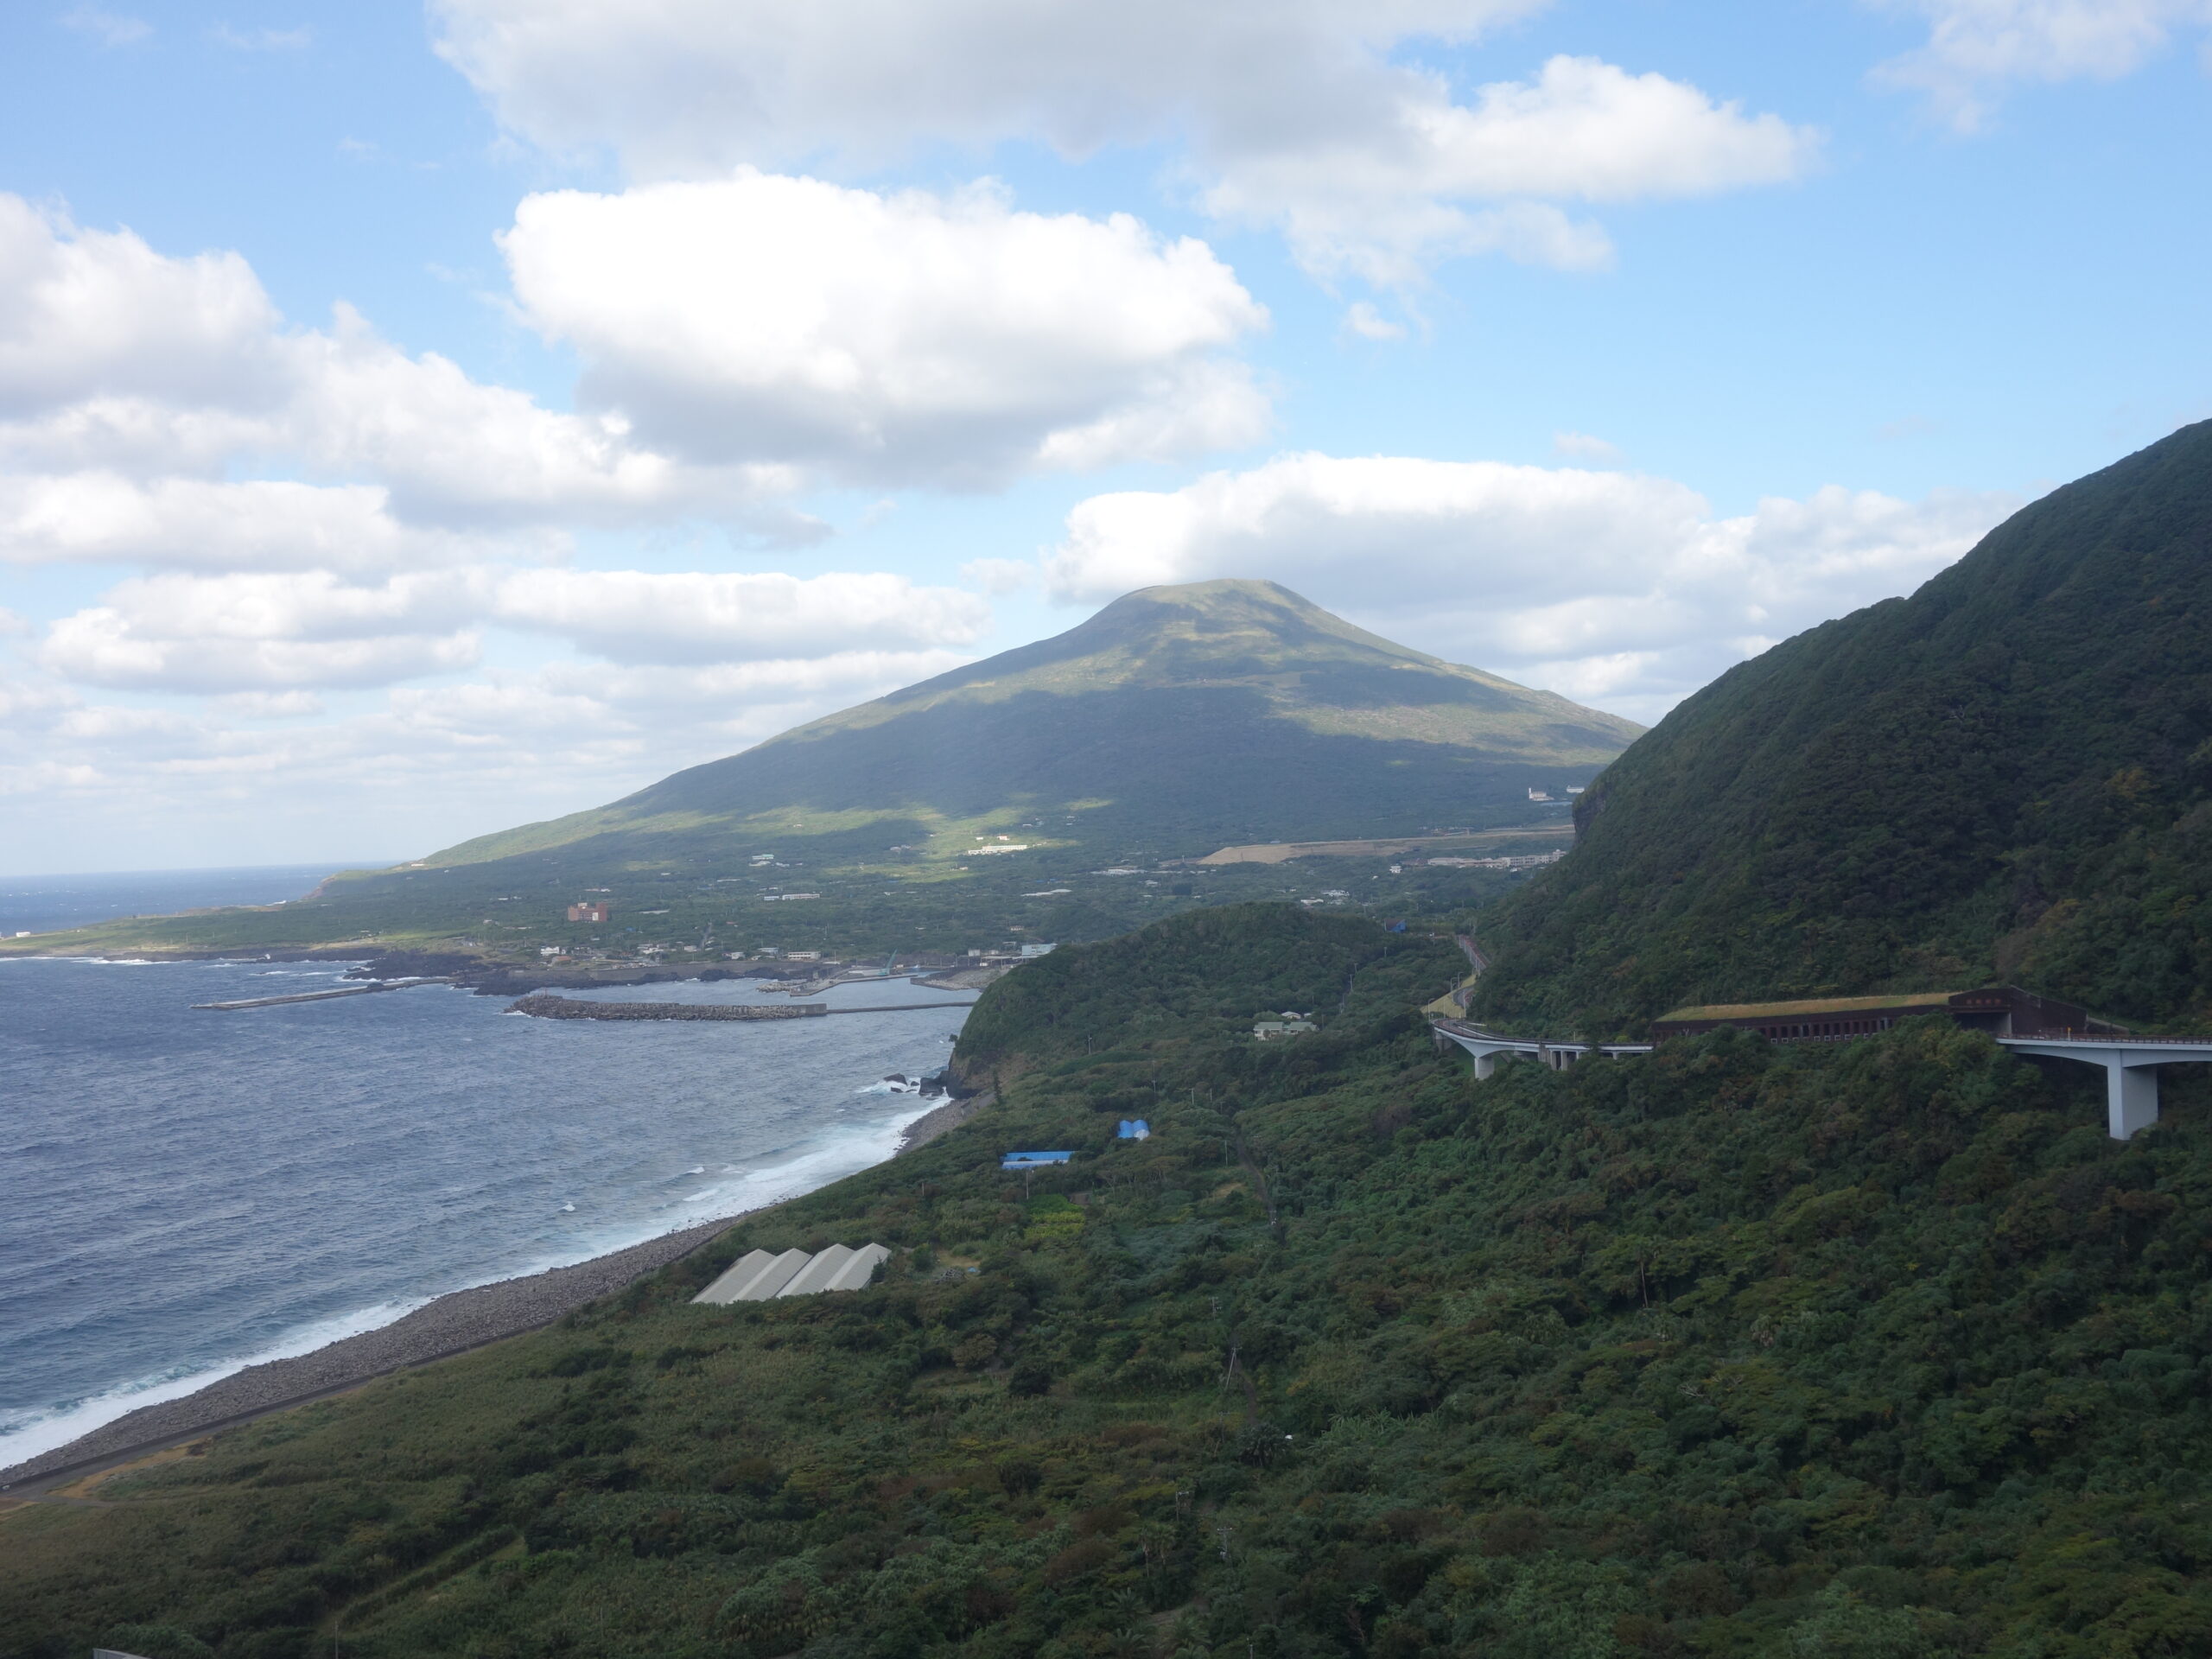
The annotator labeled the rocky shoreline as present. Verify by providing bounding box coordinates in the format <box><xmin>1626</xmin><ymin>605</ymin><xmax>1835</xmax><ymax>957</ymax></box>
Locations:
<box><xmin>0</xmin><ymin>1216</ymin><xmax>744</xmax><ymax>1496</ymax></box>
<box><xmin>353</xmin><ymin>950</ymin><xmax>776</xmax><ymax>999</ymax></box>
<box><xmin>895</xmin><ymin>1090</ymin><xmax>990</xmax><ymax>1154</ymax></box>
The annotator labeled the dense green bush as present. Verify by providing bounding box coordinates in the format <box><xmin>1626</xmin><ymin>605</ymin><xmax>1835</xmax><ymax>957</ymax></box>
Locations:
<box><xmin>8</xmin><ymin>908</ymin><xmax>2211</xmax><ymax>1657</ymax></box>
<box><xmin>1475</xmin><ymin>418</ymin><xmax>2212</xmax><ymax>1035</ymax></box>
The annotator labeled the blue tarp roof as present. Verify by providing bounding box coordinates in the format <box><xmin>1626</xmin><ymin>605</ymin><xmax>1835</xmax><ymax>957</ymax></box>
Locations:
<box><xmin>1116</xmin><ymin>1119</ymin><xmax>1151</xmax><ymax>1138</ymax></box>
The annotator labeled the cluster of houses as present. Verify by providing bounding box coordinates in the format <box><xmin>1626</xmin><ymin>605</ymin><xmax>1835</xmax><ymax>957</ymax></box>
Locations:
<box><xmin>1426</xmin><ymin>850</ymin><xmax>1567</xmax><ymax>872</ymax></box>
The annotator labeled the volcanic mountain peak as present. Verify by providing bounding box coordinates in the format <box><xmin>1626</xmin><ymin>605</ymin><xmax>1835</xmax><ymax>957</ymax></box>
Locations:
<box><xmin>778</xmin><ymin>578</ymin><xmax>1634</xmax><ymax>757</ymax></box>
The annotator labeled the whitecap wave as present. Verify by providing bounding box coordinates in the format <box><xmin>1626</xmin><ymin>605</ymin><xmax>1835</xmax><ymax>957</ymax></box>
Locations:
<box><xmin>0</xmin><ymin>1294</ymin><xmax>426</xmax><ymax>1478</ymax></box>
<box><xmin>0</xmin><ymin>964</ymin><xmax>963</xmax><ymax>1484</ymax></box>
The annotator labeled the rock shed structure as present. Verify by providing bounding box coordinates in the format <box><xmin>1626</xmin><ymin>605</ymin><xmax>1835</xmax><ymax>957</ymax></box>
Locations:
<box><xmin>1649</xmin><ymin>986</ymin><xmax>2107</xmax><ymax>1043</ymax></box>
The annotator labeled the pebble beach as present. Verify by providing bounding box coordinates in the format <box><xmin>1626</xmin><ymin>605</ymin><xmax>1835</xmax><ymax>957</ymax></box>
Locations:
<box><xmin>0</xmin><ymin>1086</ymin><xmax>988</xmax><ymax>1496</ymax></box>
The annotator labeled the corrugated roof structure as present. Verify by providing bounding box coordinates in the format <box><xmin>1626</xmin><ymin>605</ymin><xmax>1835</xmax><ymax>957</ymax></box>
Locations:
<box><xmin>692</xmin><ymin>1242</ymin><xmax>890</xmax><ymax>1304</ymax></box>
<box><xmin>778</xmin><ymin>1244</ymin><xmax>855</xmax><ymax>1297</ymax></box>
<box><xmin>817</xmin><ymin>1243</ymin><xmax>892</xmax><ymax>1291</ymax></box>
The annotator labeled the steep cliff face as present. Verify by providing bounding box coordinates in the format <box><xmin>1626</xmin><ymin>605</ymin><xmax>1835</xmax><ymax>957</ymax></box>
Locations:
<box><xmin>1473</xmin><ymin>421</ymin><xmax>2212</xmax><ymax>1034</ymax></box>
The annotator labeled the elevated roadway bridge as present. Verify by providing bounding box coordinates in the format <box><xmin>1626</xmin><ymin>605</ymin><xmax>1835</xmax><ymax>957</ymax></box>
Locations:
<box><xmin>1430</xmin><ymin>1018</ymin><xmax>1651</xmax><ymax>1078</ymax></box>
<box><xmin>1433</xmin><ymin>1018</ymin><xmax>2212</xmax><ymax>1141</ymax></box>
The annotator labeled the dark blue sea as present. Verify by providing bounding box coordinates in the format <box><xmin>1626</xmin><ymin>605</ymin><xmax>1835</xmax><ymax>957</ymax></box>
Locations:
<box><xmin>0</xmin><ymin>869</ymin><xmax>973</xmax><ymax>1474</ymax></box>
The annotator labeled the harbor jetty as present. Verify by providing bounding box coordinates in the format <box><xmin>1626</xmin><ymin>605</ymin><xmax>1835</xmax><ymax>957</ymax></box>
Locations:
<box><xmin>508</xmin><ymin>994</ymin><xmax>825</xmax><ymax>1020</ymax></box>
<box><xmin>505</xmin><ymin>994</ymin><xmax>980</xmax><ymax>1021</ymax></box>
<box><xmin>194</xmin><ymin>978</ymin><xmax>449</xmax><ymax>1011</ymax></box>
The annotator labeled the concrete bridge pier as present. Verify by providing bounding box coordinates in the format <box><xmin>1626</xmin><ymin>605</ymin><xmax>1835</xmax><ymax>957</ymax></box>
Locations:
<box><xmin>1435</xmin><ymin>1017</ymin><xmax>2200</xmax><ymax>1141</ymax></box>
<box><xmin>2110</xmin><ymin>1063</ymin><xmax>2161</xmax><ymax>1140</ymax></box>
<box><xmin>1432</xmin><ymin>1020</ymin><xmax>1650</xmax><ymax>1080</ymax></box>
<box><xmin>1999</xmin><ymin>1041</ymin><xmax>2164</xmax><ymax>1139</ymax></box>
<box><xmin>1991</xmin><ymin>1036</ymin><xmax>2212</xmax><ymax>1140</ymax></box>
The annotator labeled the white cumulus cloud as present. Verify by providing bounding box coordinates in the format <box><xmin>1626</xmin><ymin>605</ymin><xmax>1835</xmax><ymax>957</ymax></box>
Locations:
<box><xmin>0</xmin><ymin>474</ymin><xmax>527</xmax><ymax>573</ymax></box>
<box><xmin>1873</xmin><ymin>0</ymin><xmax>2212</xmax><ymax>129</ymax></box>
<box><xmin>431</xmin><ymin>0</ymin><xmax>1815</xmax><ymax>283</ymax></box>
<box><xmin>430</xmin><ymin>0</ymin><xmax>1548</xmax><ymax>174</ymax></box>
<box><xmin>1343</xmin><ymin>304</ymin><xmax>1408</xmax><ymax>342</ymax></box>
<box><xmin>1044</xmin><ymin>453</ymin><xmax>2018</xmax><ymax>721</ymax></box>
<box><xmin>491</xmin><ymin>569</ymin><xmax>992</xmax><ymax>664</ymax></box>
<box><xmin>1199</xmin><ymin>55</ymin><xmax>1818</xmax><ymax>283</ymax></box>
<box><xmin>0</xmin><ymin>195</ymin><xmax>791</xmax><ymax>534</ymax></box>
<box><xmin>37</xmin><ymin>570</ymin><xmax>491</xmax><ymax>691</ymax></box>
<box><xmin>31</xmin><ymin>564</ymin><xmax>993</xmax><ymax>692</ymax></box>
<box><xmin>0</xmin><ymin>194</ymin><xmax>1058</xmax><ymax>864</ymax></box>
<box><xmin>500</xmin><ymin>173</ymin><xmax>1270</xmax><ymax>486</ymax></box>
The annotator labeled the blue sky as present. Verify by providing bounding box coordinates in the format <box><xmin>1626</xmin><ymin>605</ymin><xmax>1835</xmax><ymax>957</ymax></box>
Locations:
<box><xmin>2</xmin><ymin>0</ymin><xmax>2208</xmax><ymax>872</ymax></box>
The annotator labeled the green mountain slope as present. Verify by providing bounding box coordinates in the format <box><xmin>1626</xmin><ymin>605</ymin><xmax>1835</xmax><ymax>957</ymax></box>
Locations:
<box><xmin>1474</xmin><ymin>420</ymin><xmax>2212</xmax><ymax>1035</ymax></box>
<box><xmin>10</xmin><ymin>904</ymin><xmax>2212</xmax><ymax>1658</ymax></box>
<box><xmin>0</xmin><ymin>581</ymin><xmax>1632</xmax><ymax>961</ymax></box>
<box><xmin>431</xmin><ymin>578</ymin><xmax>1635</xmax><ymax>869</ymax></box>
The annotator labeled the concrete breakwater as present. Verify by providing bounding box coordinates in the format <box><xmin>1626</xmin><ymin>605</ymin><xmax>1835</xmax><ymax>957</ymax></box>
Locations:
<box><xmin>194</xmin><ymin>977</ymin><xmax>449</xmax><ymax>1011</ymax></box>
<box><xmin>506</xmin><ymin>994</ymin><xmax>826</xmax><ymax>1020</ymax></box>
<box><xmin>506</xmin><ymin>993</ymin><xmax>982</xmax><ymax>1021</ymax></box>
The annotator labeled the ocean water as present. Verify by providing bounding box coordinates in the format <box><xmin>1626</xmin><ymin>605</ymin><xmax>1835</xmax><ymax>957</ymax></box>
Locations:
<box><xmin>0</xmin><ymin>863</ymin><xmax>387</xmax><ymax>938</ymax></box>
<box><xmin>0</xmin><ymin>944</ymin><xmax>972</xmax><ymax>1475</ymax></box>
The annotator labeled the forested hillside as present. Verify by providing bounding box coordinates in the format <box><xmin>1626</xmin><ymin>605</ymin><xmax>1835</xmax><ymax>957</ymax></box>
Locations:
<box><xmin>10</xmin><ymin>906</ymin><xmax>2212</xmax><ymax>1658</ymax></box>
<box><xmin>952</xmin><ymin>904</ymin><xmax>1436</xmax><ymax>1082</ymax></box>
<box><xmin>1472</xmin><ymin>420</ymin><xmax>2212</xmax><ymax>1037</ymax></box>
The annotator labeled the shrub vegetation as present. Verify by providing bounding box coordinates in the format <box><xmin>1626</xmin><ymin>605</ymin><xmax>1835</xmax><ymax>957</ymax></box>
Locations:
<box><xmin>1474</xmin><ymin>418</ymin><xmax>2212</xmax><ymax>1036</ymax></box>
<box><xmin>7</xmin><ymin>908</ymin><xmax>2211</xmax><ymax>1658</ymax></box>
